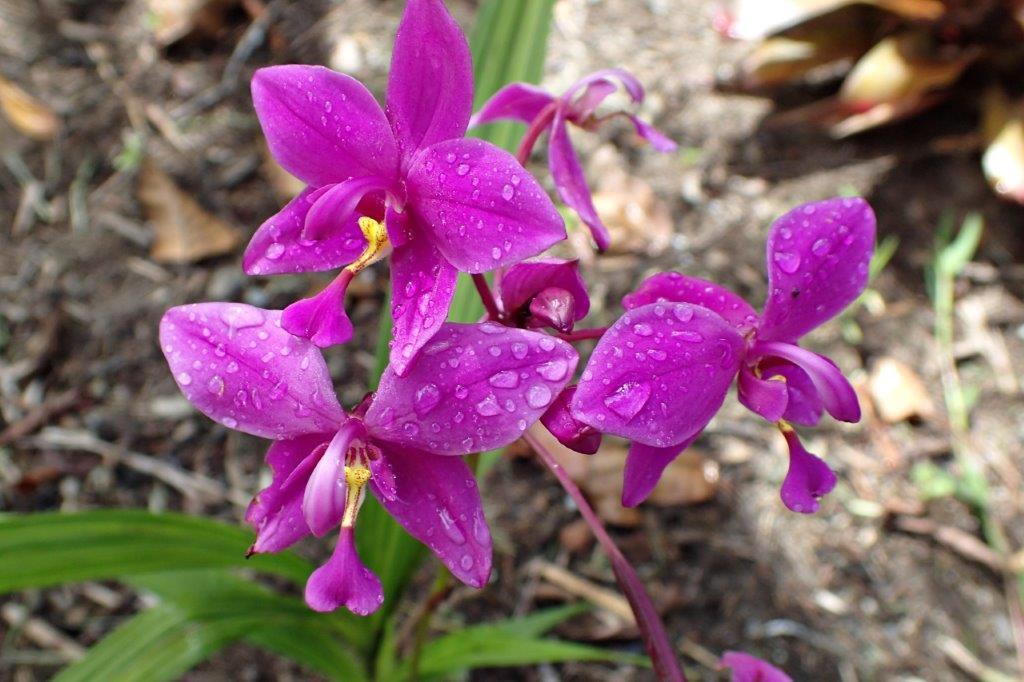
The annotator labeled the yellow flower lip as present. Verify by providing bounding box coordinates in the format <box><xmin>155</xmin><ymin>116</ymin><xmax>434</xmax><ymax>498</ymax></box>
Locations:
<box><xmin>345</xmin><ymin>216</ymin><xmax>392</xmax><ymax>274</ymax></box>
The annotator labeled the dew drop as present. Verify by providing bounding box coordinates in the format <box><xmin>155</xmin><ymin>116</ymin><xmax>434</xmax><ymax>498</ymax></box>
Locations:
<box><xmin>475</xmin><ymin>394</ymin><xmax>501</xmax><ymax>417</ymax></box>
<box><xmin>535</xmin><ymin>359</ymin><xmax>568</xmax><ymax>381</ymax></box>
<box><xmin>206</xmin><ymin>375</ymin><xmax>224</xmax><ymax>395</ymax></box>
<box><xmin>414</xmin><ymin>383</ymin><xmax>441</xmax><ymax>416</ymax></box>
<box><xmin>176</xmin><ymin>371</ymin><xmax>192</xmax><ymax>386</ymax></box>
<box><xmin>460</xmin><ymin>555</ymin><xmax>474</xmax><ymax>571</ymax></box>
<box><xmin>501</xmin><ymin>184</ymin><xmax>514</xmax><ymax>201</ymax></box>
<box><xmin>525</xmin><ymin>384</ymin><xmax>552</xmax><ymax>409</ymax></box>
<box><xmin>773</xmin><ymin>251</ymin><xmax>801</xmax><ymax>274</ymax></box>
<box><xmin>603</xmin><ymin>381</ymin><xmax>651</xmax><ymax>420</ymax></box>
<box><xmin>438</xmin><ymin>509</ymin><xmax>466</xmax><ymax>544</ymax></box>
<box><xmin>265</xmin><ymin>243</ymin><xmax>285</xmax><ymax>260</ymax></box>
<box><xmin>673</xmin><ymin>306</ymin><xmax>693</xmax><ymax>322</ymax></box>
<box><xmin>633</xmin><ymin>323</ymin><xmax>653</xmax><ymax>337</ymax></box>
<box><xmin>811</xmin><ymin>238</ymin><xmax>831</xmax><ymax>256</ymax></box>
<box><xmin>456</xmin><ymin>163</ymin><xmax>470</xmax><ymax>176</ymax></box>
<box><xmin>488</xmin><ymin>370</ymin><xmax>519</xmax><ymax>388</ymax></box>
<box><xmin>511</xmin><ymin>342</ymin><xmax>528</xmax><ymax>359</ymax></box>
<box><xmin>673</xmin><ymin>330</ymin><xmax>703</xmax><ymax>343</ymax></box>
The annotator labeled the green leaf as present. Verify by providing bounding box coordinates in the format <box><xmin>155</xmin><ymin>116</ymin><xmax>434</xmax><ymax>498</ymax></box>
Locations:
<box><xmin>936</xmin><ymin>212</ymin><xmax>983</xmax><ymax>277</ymax></box>
<box><xmin>361</xmin><ymin>0</ymin><xmax>556</xmax><ymax>640</ymax></box>
<box><xmin>0</xmin><ymin>510</ymin><xmax>312</xmax><ymax>593</ymax></box>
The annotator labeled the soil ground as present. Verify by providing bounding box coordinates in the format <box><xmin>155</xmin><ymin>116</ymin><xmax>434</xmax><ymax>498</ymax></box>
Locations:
<box><xmin>1</xmin><ymin>1</ymin><xmax>1023</xmax><ymax>680</ymax></box>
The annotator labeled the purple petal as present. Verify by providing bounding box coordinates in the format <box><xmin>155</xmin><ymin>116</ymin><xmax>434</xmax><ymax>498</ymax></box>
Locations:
<box><xmin>737</xmin><ymin>366</ymin><xmax>788</xmax><ymax>423</ymax></box>
<box><xmin>567</xmin><ymin>79</ymin><xmax>617</xmax><ymax>121</ymax></box>
<box><xmin>540</xmin><ymin>386</ymin><xmax>602</xmax><ymax>455</ymax></box>
<box><xmin>751</xmin><ymin>341</ymin><xmax>860</xmax><ymax>423</ymax></box>
<box><xmin>528</xmin><ymin>288</ymin><xmax>576</xmax><ymax>333</ymax></box>
<box><xmin>761</xmin><ymin>359</ymin><xmax>823</xmax><ymax>426</ymax></box>
<box><xmin>386</xmin><ymin>0</ymin><xmax>473</xmax><ymax>154</ymax></box>
<box><xmin>370</xmin><ymin>442</ymin><xmax>491</xmax><ymax>588</ymax></box>
<box><xmin>159</xmin><ymin>303</ymin><xmax>344</xmax><ymax>439</ymax></box>
<box><xmin>303</xmin><ymin>422</ymin><xmax>363</xmax><ymax>537</ymax></box>
<box><xmin>779</xmin><ymin>427</ymin><xmax>837</xmax><ymax>514</ymax></box>
<box><xmin>388</xmin><ymin>231</ymin><xmax>458</xmax><ymax>376</ymax></box>
<box><xmin>626</xmin><ymin>114</ymin><xmax>677</xmax><ymax>152</ymax></box>
<box><xmin>622</xmin><ymin>433</ymin><xmax>699</xmax><ymax>507</ymax></box>
<box><xmin>721</xmin><ymin>651</ymin><xmax>794</xmax><ymax>682</ymax></box>
<box><xmin>760</xmin><ymin>197</ymin><xmax>876</xmax><ymax>342</ymax></box>
<box><xmin>366</xmin><ymin>323</ymin><xmax>579</xmax><ymax>456</ymax></box>
<box><xmin>303</xmin><ymin>176</ymin><xmax>390</xmax><ymax>242</ymax></box>
<box><xmin>243</xmin><ymin>187</ymin><xmax>367</xmax><ymax>276</ymax></box>
<box><xmin>571</xmin><ymin>303</ymin><xmax>744</xmax><ymax>447</ymax></box>
<box><xmin>498</xmin><ymin>258</ymin><xmax>590</xmax><ymax>324</ymax></box>
<box><xmin>281</xmin><ymin>271</ymin><xmax>355</xmax><ymax>348</ymax></box>
<box><xmin>252</xmin><ymin>65</ymin><xmax>398</xmax><ymax>187</ymax></box>
<box><xmin>246</xmin><ymin>435</ymin><xmax>329</xmax><ymax>553</ymax></box>
<box><xmin>622</xmin><ymin>272</ymin><xmax>757</xmax><ymax>333</ymax></box>
<box><xmin>470</xmin><ymin>82</ymin><xmax>556</xmax><ymax>127</ymax></box>
<box><xmin>565</xmin><ymin>68</ymin><xmax>644</xmax><ymax>103</ymax></box>
<box><xmin>305</xmin><ymin>526</ymin><xmax>384</xmax><ymax>615</ymax></box>
<box><xmin>406</xmin><ymin>138</ymin><xmax>566</xmax><ymax>271</ymax></box>
<box><xmin>549</xmin><ymin>112</ymin><xmax>609</xmax><ymax>251</ymax></box>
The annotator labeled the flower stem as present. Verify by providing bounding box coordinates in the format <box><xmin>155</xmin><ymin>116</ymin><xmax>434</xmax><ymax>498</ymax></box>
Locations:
<box><xmin>472</xmin><ymin>273</ymin><xmax>502</xmax><ymax>321</ymax></box>
<box><xmin>558</xmin><ymin>326</ymin><xmax>607</xmax><ymax>342</ymax></box>
<box><xmin>516</xmin><ymin>102</ymin><xmax>559</xmax><ymax>165</ymax></box>
<box><xmin>523</xmin><ymin>428</ymin><xmax>686</xmax><ymax>681</ymax></box>
<box><xmin>406</xmin><ymin>568</ymin><xmax>454</xmax><ymax>680</ymax></box>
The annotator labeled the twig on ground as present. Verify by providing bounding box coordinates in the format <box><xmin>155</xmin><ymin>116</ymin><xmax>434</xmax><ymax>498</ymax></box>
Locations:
<box><xmin>528</xmin><ymin>559</ymin><xmax>636</xmax><ymax>625</ymax></box>
<box><xmin>938</xmin><ymin>635</ymin><xmax>1017</xmax><ymax>682</ymax></box>
<box><xmin>1</xmin><ymin>603</ymin><xmax>85</xmax><ymax>662</ymax></box>
<box><xmin>0</xmin><ymin>389</ymin><xmax>82</xmax><ymax>446</ymax></box>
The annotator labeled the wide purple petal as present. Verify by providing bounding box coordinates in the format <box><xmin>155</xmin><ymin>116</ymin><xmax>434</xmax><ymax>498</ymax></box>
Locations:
<box><xmin>761</xmin><ymin>359</ymin><xmax>823</xmax><ymax>426</ymax></box>
<box><xmin>622</xmin><ymin>272</ymin><xmax>758</xmax><ymax>333</ymax></box>
<box><xmin>470</xmin><ymin>82</ymin><xmax>556</xmax><ymax>127</ymax></box>
<box><xmin>737</xmin><ymin>365</ymin><xmax>788</xmax><ymax>423</ymax></box>
<box><xmin>566</xmin><ymin>79</ymin><xmax>617</xmax><ymax>121</ymax></box>
<box><xmin>281</xmin><ymin>272</ymin><xmax>355</xmax><ymax>348</ymax></box>
<box><xmin>388</xmin><ymin>231</ymin><xmax>458</xmax><ymax>376</ymax></box>
<box><xmin>243</xmin><ymin>187</ymin><xmax>367</xmax><ymax>276</ymax></box>
<box><xmin>386</xmin><ymin>0</ymin><xmax>472</xmax><ymax>155</ymax></box>
<box><xmin>571</xmin><ymin>303</ymin><xmax>744</xmax><ymax>447</ymax></box>
<box><xmin>565</xmin><ymin>68</ymin><xmax>644</xmax><ymax>103</ymax></box>
<box><xmin>303</xmin><ymin>422</ymin><xmax>362</xmax><ymax>537</ymax></box>
<box><xmin>626</xmin><ymin>113</ymin><xmax>677</xmax><ymax>153</ymax></box>
<box><xmin>406</xmin><ymin>138</ymin><xmax>566</xmax><ymax>272</ymax></box>
<box><xmin>540</xmin><ymin>386</ymin><xmax>602</xmax><ymax>455</ymax></box>
<box><xmin>498</xmin><ymin>258</ymin><xmax>590</xmax><ymax>323</ymax></box>
<box><xmin>779</xmin><ymin>427</ymin><xmax>837</xmax><ymax>514</ymax></box>
<box><xmin>721</xmin><ymin>651</ymin><xmax>794</xmax><ymax>682</ymax></box>
<box><xmin>160</xmin><ymin>303</ymin><xmax>344</xmax><ymax>439</ymax></box>
<box><xmin>370</xmin><ymin>442</ymin><xmax>491</xmax><ymax>588</ymax></box>
<box><xmin>751</xmin><ymin>341</ymin><xmax>860</xmax><ymax>423</ymax></box>
<box><xmin>305</xmin><ymin>526</ymin><xmax>384</xmax><ymax>615</ymax></box>
<box><xmin>252</xmin><ymin>65</ymin><xmax>398</xmax><ymax>187</ymax></box>
<box><xmin>622</xmin><ymin>433</ymin><xmax>700</xmax><ymax>507</ymax></box>
<box><xmin>549</xmin><ymin>111</ymin><xmax>609</xmax><ymax>251</ymax></box>
<box><xmin>246</xmin><ymin>434</ymin><xmax>330</xmax><ymax>553</ymax></box>
<box><xmin>366</xmin><ymin>323</ymin><xmax>578</xmax><ymax>456</ymax></box>
<box><xmin>759</xmin><ymin>197</ymin><xmax>876</xmax><ymax>342</ymax></box>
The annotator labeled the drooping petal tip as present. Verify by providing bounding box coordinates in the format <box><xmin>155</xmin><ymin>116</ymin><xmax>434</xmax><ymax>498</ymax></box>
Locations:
<box><xmin>779</xmin><ymin>427</ymin><xmax>837</xmax><ymax>514</ymax></box>
<box><xmin>304</xmin><ymin>526</ymin><xmax>384</xmax><ymax>615</ymax></box>
<box><xmin>720</xmin><ymin>651</ymin><xmax>793</xmax><ymax>682</ymax></box>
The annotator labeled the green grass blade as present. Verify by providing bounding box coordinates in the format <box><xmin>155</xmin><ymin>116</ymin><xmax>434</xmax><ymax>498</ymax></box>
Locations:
<box><xmin>0</xmin><ymin>510</ymin><xmax>313</xmax><ymax>593</ymax></box>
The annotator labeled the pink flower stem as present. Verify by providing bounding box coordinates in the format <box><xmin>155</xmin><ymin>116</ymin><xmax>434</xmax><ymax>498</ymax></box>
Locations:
<box><xmin>558</xmin><ymin>326</ymin><xmax>607</xmax><ymax>342</ymax></box>
<box><xmin>472</xmin><ymin>273</ymin><xmax>502</xmax><ymax>321</ymax></box>
<box><xmin>516</xmin><ymin>102</ymin><xmax>560</xmax><ymax>166</ymax></box>
<box><xmin>523</xmin><ymin>428</ymin><xmax>686</xmax><ymax>682</ymax></box>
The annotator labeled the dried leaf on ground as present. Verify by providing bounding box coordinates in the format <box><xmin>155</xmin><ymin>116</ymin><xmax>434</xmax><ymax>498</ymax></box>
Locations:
<box><xmin>591</xmin><ymin>164</ymin><xmax>673</xmax><ymax>257</ymax></box>
<box><xmin>0</xmin><ymin>75</ymin><xmax>58</xmax><ymax>140</ymax></box>
<box><xmin>867</xmin><ymin>356</ymin><xmax>935</xmax><ymax>423</ymax></box>
<box><xmin>981</xmin><ymin>88</ymin><xmax>1024</xmax><ymax>204</ymax></box>
<box><xmin>262</xmin><ymin>145</ymin><xmax>305</xmax><ymax>200</ymax></box>
<box><xmin>139</xmin><ymin>161</ymin><xmax>240</xmax><ymax>264</ymax></box>
<box><xmin>146</xmin><ymin>0</ymin><xmax>239</xmax><ymax>46</ymax></box>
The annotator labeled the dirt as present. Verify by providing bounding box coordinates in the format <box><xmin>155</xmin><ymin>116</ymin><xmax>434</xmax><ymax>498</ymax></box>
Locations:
<box><xmin>1</xmin><ymin>1</ymin><xmax>1023</xmax><ymax>680</ymax></box>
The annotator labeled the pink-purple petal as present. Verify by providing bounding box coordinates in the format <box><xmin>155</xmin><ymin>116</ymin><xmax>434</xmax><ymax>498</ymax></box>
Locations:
<box><xmin>565</xmin><ymin>68</ymin><xmax>645</xmax><ymax>103</ymax></box>
<box><xmin>303</xmin><ymin>176</ymin><xmax>391</xmax><ymax>241</ymax></box>
<box><xmin>243</xmin><ymin>187</ymin><xmax>367</xmax><ymax>276</ymax></box>
<box><xmin>159</xmin><ymin>303</ymin><xmax>344</xmax><ymax>439</ymax></box>
<box><xmin>470</xmin><ymin>82</ymin><xmax>556</xmax><ymax>127</ymax></box>
<box><xmin>567</xmin><ymin>79</ymin><xmax>617</xmax><ymax>121</ymax></box>
<box><xmin>386</xmin><ymin>0</ymin><xmax>473</xmax><ymax>155</ymax></box>
<box><xmin>737</xmin><ymin>366</ymin><xmax>789</xmax><ymax>423</ymax></box>
<box><xmin>540</xmin><ymin>386</ymin><xmax>602</xmax><ymax>455</ymax></box>
<box><xmin>365</xmin><ymin>323</ymin><xmax>578</xmax><ymax>456</ymax></box>
<box><xmin>626</xmin><ymin>113</ymin><xmax>678</xmax><ymax>153</ymax></box>
<box><xmin>760</xmin><ymin>197</ymin><xmax>876</xmax><ymax>342</ymax></box>
<box><xmin>622</xmin><ymin>433</ymin><xmax>699</xmax><ymax>508</ymax></box>
<box><xmin>252</xmin><ymin>65</ymin><xmax>398</xmax><ymax>187</ymax></box>
<box><xmin>302</xmin><ymin>422</ymin><xmax>362</xmax><ymax>537</ymax></box>
<box><xmin>571</xmin><ymin>303</ymin><xmax>744</xmax><ymax>448</ymax></box>
<box><xmin>281</xmin><ymin>272</ymin><xmax>355</xmax><ymax>348</ymax></box>
<box><xmin>406</xmin><ymin>138</ymin><xmax>566</xmax><ymax>271</ymax></box>
<box><xmin>779</xmin><ymin>428</ymin><xmax>837</xmax><ymax>514</ymax></box>
<box><xmin>761</xmin><ymin>359</ymin><xmax>823</xmax><ymax>426</ymax></box>
<box><xmin>304</xmin><ymin>526</ymin><xmax>384</xmax><ymax>615</ymax></box>
<box><xmin>721</xmin><ymin>651</ymin><xmax>794</xmax><ymax>682</ymax></box>
<box><xmin>370</xmin><ymin>442</ymin><xmax>491</xmax><ymax>588</ymax></box>
<box><xmin>498</xmin><ymin>258</ymin><xmax>590</xmax><ymax>323</ymax></box>
<box><xmin>549</xmin><ymin>112</ymin><xmax>610</xmax><ymax>251</ymax></box>
<box><xmin>388</xmin><ymin>231</ymin><xmax>458</xmax><ymax>376</ymax></box>
<box><xmin>622</xmin><ymin>272</ymin><xmax>758</xmax><ymax>333</ymax></box>
<box><xmin>246</xmin><ymin>435</ymin><xmax>329</xmax><ymax>553</ymax></box>
<box><xmin>752</xmin><ymin>341</ymin><xmax>860</xmax><ymax>423</ymax></box>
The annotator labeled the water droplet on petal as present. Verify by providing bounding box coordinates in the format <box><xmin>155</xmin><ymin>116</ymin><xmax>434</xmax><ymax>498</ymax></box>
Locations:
<box><xmin>673</xmin><ymin>306</ymin><xmax>693</xmax><ymax>322</ymax></box>
<box><xmin>476</xmin><ymin>394</ymin><xmax>501</xmax><ymax>417</ymax></box>
<box><xmin>438</xmin><ymin>508</ymin><xmax>466</xmax><ymax>544</ymax></box>
<box><xmin>265</xmin><ymin>243</ymin><xmax>285</xmax><ymax>260</ymax></box>
<box><xmin>177</xmin><ymin>372</ymin><xmax>192</xmax><ymax>386</ymax></box>
<box><xmin>673</xmin><ymin>330</ymin><xmax>703</xmax><ymax>343</ymax></box>
<box><xmin>414</xmin><ymin>383</ymin><xmax>441</xmax><ymax>416</ymax></box>
<box><xmin>603</xmin><ymin>381</ymin><xmax>651</xmax><ymax>420</ymax></box>
<box><xmin>460</xmin><ymin>555</ymin><xmax>474</xmax><ymax>571</ymax></box>
<box><xmin>536</xmin><ymin>359</ymin><xmax>568</xmax><ymax>381</ymax></box>
<box><xmin>526</xmin><ymin>384</ymin><xmax>552</xmax><ymax>409</ymax></box>
<box><xmin>488</xmin><ymin>370</ymin><xmax>519</xmax><ymax>388</ymax></box>
<box><xmin>454</xmin><ymin>385</ymin><xmax>469</xmax><ymax>399</ymax></box>
<box><xmin>501</xmin><ymin>184</ymin><xmax>514</xmax><ymax>201</ymax></box>
<box><xmin>456</xmin><ymin>163</ymin><xmax>470</xmax><ymax>176</ymax></box>
<box><xmin>511</xmin><ymin>342</ymin><xmax>528</xmax><ymax>359</ymax></box>
<box><xmin>811</xmin><ymin>238</ymin><xmax>831</xmax><ymax>256</ymax></box>
<box><xmin>206</xmin><ymin>375</ymin><xmax>224</xmax><ymax>395</ymax></box>
<box><xmin>633</xmin><ymin>323</ymin><xmax>653</xmax><ymax>337</ymax></box>
<box><xmin>773</xmin><ymin>251</ymin><xmax>801</xmax><ymax>274</ymax></box>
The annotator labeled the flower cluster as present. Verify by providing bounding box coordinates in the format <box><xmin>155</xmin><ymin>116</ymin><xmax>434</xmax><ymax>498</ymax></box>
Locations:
<box><xmin>160</xmin><ymin>5</ymin><xmax>874</xmax><ymax>663</ymax></box>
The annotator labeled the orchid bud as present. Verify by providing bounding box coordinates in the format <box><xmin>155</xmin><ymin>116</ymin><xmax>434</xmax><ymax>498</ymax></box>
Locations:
<box><xmin>527</xmin><ymin>286</ymin><xmax>576</xmax><ymax>333</ymax></box>
<box><xmin>540</xmin><ymin>387</ymin><xmax>602</xmax><ymax>455</ymax></box>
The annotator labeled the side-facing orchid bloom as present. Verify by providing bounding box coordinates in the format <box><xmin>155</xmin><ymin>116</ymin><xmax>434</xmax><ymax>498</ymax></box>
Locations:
<box><xmin>245</xmin><ymin>0</ymin><xmax>565</xmax><ymax>374</ymax></box>
<box><xmin>721</xmin><ymin>651</ymin><xmax>793</xmax><ymax>682</ymax></box>
<box><xmin>495</xmin><ymin>258</ymin><xmax>590</xmax><ymax>333</ymax></box>
<box><xmin>571</xmin><ymin>197</ymin><xmax>875</xmax><ymax>511</ymax></box>
<box><xmin>470</xmin><ymin>69</ymin><xmax>676</xmax><ymax>251</ymax></box>
<box><xmin>160</xmin><ymin>303</ymin><xmax>577</xmax><ymax>614</ymax></box>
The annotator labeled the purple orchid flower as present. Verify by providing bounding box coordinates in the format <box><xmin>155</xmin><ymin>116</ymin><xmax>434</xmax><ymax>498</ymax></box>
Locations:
<box><xmin>159</xmin><ymin>303</ymin><xmax>577</xmax><ymax>614</ymax></box>
<box><xmin>571</xmin><ymin>197</ymin><xmax>876</xmax><ymax>511</ymax></box>
<box><xmin>495</xmin><ymin>258</ymin><xmax>590</xmax><ymax>333</ymax></box>
<box><xmin>471</xmin><ymin>69</ymin><xmax>676</xmax><ymax>251</ymax></box>
<box><xmin>245</xmin><ymin>0</ymin><xmax>565</xmax><ymax>374</ymax></box>
<box><xmin>721</xmin><ymin>651</ymin><xmax>793</xmax><ymax>682</ymax></box>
